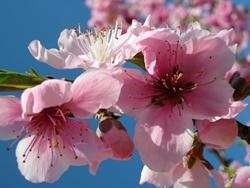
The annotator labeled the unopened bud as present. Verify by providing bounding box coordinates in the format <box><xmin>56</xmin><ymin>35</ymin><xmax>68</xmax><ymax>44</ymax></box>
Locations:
<box><xmin>229</xmin><ymin>71</ymin><xmax>250</xmax><ymax>100</ymax></box>
<box><xmin>226</xmin><ymin>61</ymin><xmax>250</xmax><ymax>101</ymax></box>
<box><xmin>97</xmin><ymin>118</ymin><xmax>134</xmax><ymax>160</ymax></box>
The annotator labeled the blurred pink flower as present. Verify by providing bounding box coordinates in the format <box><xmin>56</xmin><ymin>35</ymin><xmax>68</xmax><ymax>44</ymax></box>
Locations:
<box><xmin>206</xmin><ymin>0</ymin><xmax>249</xmax><ymax>49</ymax></box>
<box><xmin>86</xmin><ymin>0</ymin><xmax>139</xmax><ymax>31</ymax></box>
<box><xmin>128</xmin><ymin>0</ymin><xmax>168</xmax><ymax>26</ymax></box>
<box><xmin>187</xmin><ymin>0</ymin><xmax>214</xmax><ymax>6</ymax></box>
<box><xmin>232</xmin><ymin>166</ymin><xmax>250</xmax><ymax>188</ymax></box>
<box><xmin>0</xmin><ymin>71</ymin><xmax>123</xmax><ymax>183</ymax></box>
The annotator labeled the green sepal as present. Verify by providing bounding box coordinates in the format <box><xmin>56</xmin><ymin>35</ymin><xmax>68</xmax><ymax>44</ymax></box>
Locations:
<box><xmin>128</xmin><ymin>52</ymin><xmax>146</xmax><ymax>70</ymax></box>
<box><xmin>224</xmin><ymin>166</ymin><xmax>236</xmax><ymax>188</ymax></box>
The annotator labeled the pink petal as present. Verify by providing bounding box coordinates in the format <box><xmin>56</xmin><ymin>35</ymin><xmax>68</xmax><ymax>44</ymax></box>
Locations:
<box><xmin>173</xmin><ymin>160</ymin><xmax>211</xmax><ymax>188</ymax></box>
<box><xmin>28</xmin><ymin>30</ymin><xmax>85</xmax><ymax>70</ymax></box>
<box><xmin>232</xmin><ymin>166</ymin><xmax>250</xmax><ymax>188</ymax></box>
<box><xmin>16</xmin><ymin>136</ymin><xmax>72</xmax><ymax>183</ymax></box>
<box><xmin>220</xmin><ymin>101</ymin><xmax>247</xmax><ymax>120</ymax></box>
<box><xmin>96</xmin><ymin>118</ymin><xmax>134</xmax><ymax>160</ymax></box>
<box><xmin>185</xmin><ymin>80</ymin><xmax>233</xmax><ymax>120</ymax></box>
<box><xmin>181</xmin><ymin>22</ymin><xmax>210</xmax><ymax>42</ymax></box>
<box><xmin>70</xmin><ymin>120</ymin><xmax>112</xmax><ymax>175</ymax></box>
<box><xmin>135</xmin><ymin>107</ymin><xmax>193</xmax><ymax>172</ymax></box>
<box><xmin>183</xmin><ymin>36</ymin><xmax>235</xmax><ymax>80</ymax></box>
<box><xmin>116</xmin><ymin>68</ymin><xmax>152</xmax><ymax>115</ymax></box>
<box><xmin>140</xmin><ymin>165</ymin><xmax>173</xmax><ymax>187</ymax></box>
<box><xmin>21</xmin><ymin>80</ymin><xmax>72</xmax><ymax>117</ymax></box>
<box><xmin>68</xmin><ymin>70</ymin><xmax>122</xmax><ymax>118</ymax></box>
<box><xmin>0</xmin><ymin>96</ymin><xmax>26</xmax><ymax>140</ymax></box>
<box><xmin>197</xmin><ymin>119</ymin><xmax>237</xmax><ymax>149</ymax></box>
<box><xmin>137</xmin><ymin>31</ymin><xmax>179</xmax><ymax>75</ymax></box>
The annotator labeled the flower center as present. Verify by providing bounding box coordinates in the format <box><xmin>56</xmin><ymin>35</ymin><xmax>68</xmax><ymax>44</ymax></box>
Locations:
<box><xmin>151</xmin><ymin>66</ymin><xmax>197</xmax><ymax>107</ymax></box>
<box><xmin>20</xmin><ymin>106</ymin><xmax>80</xmax><ymax>166</ymax></box>
<box><xmin>27</xmin><ymin>106</ymin><xmax>71</xmax><ymax>136</ymax></box>
<box><xmin>77</xmin><ymin>24</ymin><xmax>121</xmax><ymax>66</ymax></box>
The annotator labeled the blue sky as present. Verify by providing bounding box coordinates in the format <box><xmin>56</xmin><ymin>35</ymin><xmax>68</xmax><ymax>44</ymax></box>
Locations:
<box><xmin>0</xmin><ymin>0</ymin><xmax>250</xmax><ymax>188</ymax></box>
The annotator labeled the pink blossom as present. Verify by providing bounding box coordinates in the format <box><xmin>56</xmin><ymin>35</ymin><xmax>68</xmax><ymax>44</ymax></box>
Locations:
<box><xmin>86</xmin><ymin>0</ymin><xmax>139</xmax><ymax>31</ymax></box>
<box><xmin>232</xmin><ymin>166</ymin><xmax>250</xmax><ymax>188</ymax></box>
<box><xmin>128</xmin><ymin>0</ymin><xmax>168</xmax><ymax>26</ymax></box>
<box><xmin>166</xmin><ymin>3</ymin><xmax>189</xmax><ymax>28</ymax></box>
<box><xmin>0</xmin><ymin>71</ymin><xmax>123</xmax><ymax>183</ymax></box>
<box><xmin>206</xmin><ymin>0</ymin><xmax>249</xmax><ymax>49</ymax></box>
<box><xmin>117</xmin><ymin>23</ymin><xmax>235</xmax><ymax>172</ymax></box>
<box><xmin>187</xmin><ymin>0</ymin><xmax>214</xmax><ymax>6</ymax></box>
<box><xmin>28</xmin><ymin>23</ymin><xmax>138</xmax><ymax>71</ymax></box>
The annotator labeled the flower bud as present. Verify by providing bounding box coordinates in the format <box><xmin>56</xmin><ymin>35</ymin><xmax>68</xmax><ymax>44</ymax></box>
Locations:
<box><xmin>227</xmin><ymin>62</ymin><xmax>250</xmax><ymax>101</ymax></box>
<box><xmin>97</xmin><ymin>118</ymin><xmax>134</xmax><ymax>160</ymax></box>
<box><xmin>197</xmin><ymin>119</ymin><xmax>238</xmax><ymax>149</ymax></box>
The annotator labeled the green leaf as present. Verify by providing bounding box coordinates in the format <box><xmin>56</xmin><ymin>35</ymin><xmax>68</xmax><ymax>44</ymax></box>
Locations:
<box><xmin>128</xmin><ymin>52</ymin><xmax>146</xmax><ymax>70</ymax></box>
<box><xmin>0</xmin><ymin>69</ymin><xmax>47</xmax><ymax>91</ymax></box>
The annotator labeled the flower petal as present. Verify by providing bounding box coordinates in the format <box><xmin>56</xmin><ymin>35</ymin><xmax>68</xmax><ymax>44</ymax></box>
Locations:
<box><xmin>197</xmin><ymin>119</ymin><xmax>237</xmax><ymax>149</ymax></box>
<box><xmin>69</xmin><ymin>120</ymin><xmax>112</xmax><ymax>175</ymax></box>
<box><xmin>232</xmin><ymin>166</ymin><xmax>250</xmax><ymax>188</ymax></box>
<box><xmin>16</xmin><ymin>136</ymin><xmax>71</xmax><ymax>183</ymax></box>
<box><xmin>183</xmin><ymin>36</ymin><xmax>234</xmax><ymax>80</ymax></box>
<box><xmin>116</xmin><ymin>68</ymin><xmax>152</xmax><ymax>115</ymax></box>
<box><xmin>69</xmin><ymin>70</ymin><xmax>122</xmax><ymax>118</ymax></box>
<box><xmin>28</xmin><ymin>30</ymin><xmax>85</xmax><ymax>70</ymax></box>
<box><xmin>135</xmin><ymin>107</ymin><xmax>193</xmax><ymax>172</ymax></box>
<box><xmin>173</xmin><ymin>160</ymin><xmax>210</xmax><ymax>188</ymax></box>
<box><xmin>0</xmin><ymin>96</ymin><xmax>26</xmax><ymax>140</ymax></box>
<box><xmin>140</xmin><ymin>165</ymin><xmax>173</xmax><ymax>187</ymax></box>
<box><xmin>185</xmin><ymin>80</ymin><xmax>233</xmax><ymax>120</ymax></box>
<box><xmin>21</xmin><ymin>79</ymin><xmax>72</xmax><ymax>117</ymax></box>
<box><xmin>137</xmin><ymin>30</ymin><xmax>179</xmax><ymax>75</ymax></box>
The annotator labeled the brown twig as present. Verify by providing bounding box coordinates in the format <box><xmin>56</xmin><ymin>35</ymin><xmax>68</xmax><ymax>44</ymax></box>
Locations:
<box><xmin>210</xmin><ymin>149</ymin><xmax>231</xmax><ymax>167</ymax></box>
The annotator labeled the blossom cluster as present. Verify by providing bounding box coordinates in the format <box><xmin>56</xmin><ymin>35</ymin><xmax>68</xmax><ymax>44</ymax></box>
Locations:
<box><xmin>0</xmin><ymin>1</ymin><xmax>250</xmax><ymax>188</ymax></box>
<box><xmin>86</xmin><ymin>0</ymin><xmax>250</xmax><ymax>50</ymax></box>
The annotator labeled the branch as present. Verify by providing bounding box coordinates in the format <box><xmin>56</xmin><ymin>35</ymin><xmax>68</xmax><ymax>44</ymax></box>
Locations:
<box><xmin>210</xmin><ymin>149</ymin><xmax>231</xmax><ymax>167</ymax></box>
<box><xmin>236</xmin><ymin>120</ymin><xmax>250</xmax><ymax>144</ymax></box>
